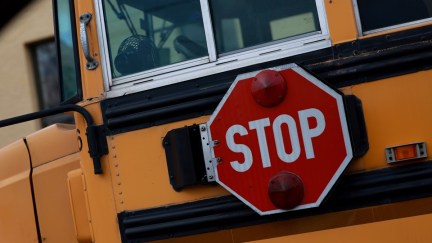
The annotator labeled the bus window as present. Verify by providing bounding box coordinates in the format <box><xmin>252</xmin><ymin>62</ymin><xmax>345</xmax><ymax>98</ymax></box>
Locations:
<box><xmin>354</xmin><ymin>0</ymin><xmax>432</xmax><ymax>35</ymax></box>
<box><xmin>102</xmin><ymin>0</ymin><xmax>207</xmax><ymax>77</ymax></box>
<box><xmin>210</xmin><ymin>0</ymin><xmax>320</xmax><ymax>54</ymax></box>
<box><xmin>99</xmin><ymin>0</ymin><xmax>329</xmax><ymax>93</ymax></box>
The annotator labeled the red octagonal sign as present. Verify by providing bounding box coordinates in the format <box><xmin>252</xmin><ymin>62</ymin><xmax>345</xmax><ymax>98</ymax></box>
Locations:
<box><xmin>207</xmin><ymin>64</ymin><xmax>353</xmax><ymax>215</ymax></box>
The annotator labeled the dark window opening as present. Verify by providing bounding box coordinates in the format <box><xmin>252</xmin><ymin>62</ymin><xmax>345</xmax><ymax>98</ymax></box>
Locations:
<box><xmin>210</xmin><ymin>0</ymin><xmax>320</xmax><ymax>54</ymax></box>
<box><xmin>31</xmin><ymin>40</ymin><xmax>74</xmax><ymax>127</ymax></box>
<box><xmin>357</xmin><ymin>0</ymin><xmax>432</xmax><ymax>33</ymax></box>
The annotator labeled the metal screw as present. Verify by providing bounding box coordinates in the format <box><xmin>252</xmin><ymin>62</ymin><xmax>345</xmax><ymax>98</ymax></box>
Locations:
<box><xmin>201</xmin><ymin>126</ymin><xmax>206</xmax><ymax>131</ymax></box>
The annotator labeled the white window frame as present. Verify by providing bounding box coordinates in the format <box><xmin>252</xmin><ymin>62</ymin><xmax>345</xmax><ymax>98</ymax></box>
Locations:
<box><xmin>352</xmin><ymin>0</ymin><xmax>432</xmax><ymax>36</ymax></box>
<box><xmin>93</xmin><ymin>0</ymin><xmax>331</xmax><ymax>98</ymax></box>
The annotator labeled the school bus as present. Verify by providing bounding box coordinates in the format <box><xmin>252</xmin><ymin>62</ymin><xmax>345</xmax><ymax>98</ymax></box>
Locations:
<box><xmin>1</xmin><ymin>0</ymin><xmax>432</xmax><ymax>242</ymax></box>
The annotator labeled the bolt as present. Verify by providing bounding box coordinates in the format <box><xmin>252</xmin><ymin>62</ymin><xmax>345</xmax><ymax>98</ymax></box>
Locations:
<box><xmin>201</xmin><ymin>126</ymin><xmax>206</xmax><ymax>132</ymax></box>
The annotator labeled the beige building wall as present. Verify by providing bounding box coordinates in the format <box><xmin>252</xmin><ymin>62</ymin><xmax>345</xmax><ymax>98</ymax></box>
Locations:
<box><xmin>0</xmin><ymin>0</ymin><xmax>54</xmax><ymax>148</ymax></box>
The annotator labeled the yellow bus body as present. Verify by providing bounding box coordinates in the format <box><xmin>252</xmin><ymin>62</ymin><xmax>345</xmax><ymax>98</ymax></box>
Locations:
<box><xmin>1</xmin><ymin>0</ymin><xmax>432</xmax><ymax>242</ymax></box>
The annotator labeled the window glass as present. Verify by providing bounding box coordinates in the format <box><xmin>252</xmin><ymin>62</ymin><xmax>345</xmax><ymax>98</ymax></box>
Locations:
<box><xmin>55</xmin><ymin>0</ymin><xmax>81</xmax><ymax>102</ymax></box>
<box><xmin>32</xmin><ymin>41</ymin><xmax>74</xmax><ymax>127</ymax></box>
<box><xmin>102</xmin><ymin>0</ymin><xmax>208</xmax><ymax>78</ymax></box>
<box><xmin>209</xmin><ymin>0</ymin><xmax>320</xmax><ymax>54</ymax></box>
<box><xmin>356</xmin><ymin>0</ymin><xmax>432</xmax><ymax>33</ymax></box>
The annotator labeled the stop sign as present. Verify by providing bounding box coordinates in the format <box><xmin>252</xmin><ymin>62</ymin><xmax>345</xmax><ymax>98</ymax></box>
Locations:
<box><xmin>207</xmin><ymin>64</ymin><xmax>353</xmax><ymax>215</ymax></box>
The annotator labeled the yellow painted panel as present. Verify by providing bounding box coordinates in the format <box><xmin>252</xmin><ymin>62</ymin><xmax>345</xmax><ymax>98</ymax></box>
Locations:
<box><xmin>32</xmin><ymin>153</ymin><xmax>81</xmax><ymax>242</ymax></box>
<box><xmin>0</xmin><ymin>140</ymin><xmax>38</xmax><ymax>242</ymax></box>
<box><xmin>110</xmin><ymin>117</ymin><xmax>228</xmax><ymax>211</ymax></box>
<box><xmin>0</xmin><ymin>140</ymin><xmax>30</xmax><ymax>181</ymax></box>
<box><xmin>74</xmin><ymin>0</ymin><xmax>105</xmax><ymax>100</ymax></box>
<box><xmin>324</xmin><ymin>0</ymin><xmax>358</xmax><ymax>44</ymax></box>
<box><xmin>26</xmin><ymin>124</ymin><xmax>79</xmax><ymax>167</ymax></box>
<box><xmin>349</xmin><ymin>70</ymin><xmax>432</xmax><ymax>171</ymax></box>
<box><xmin>73</xmin><ymin>106</ymin><xmax>121</xmax><ymax>243</ymax></box>
<box><xmin>68</xmin><ymin>169</ymin><xmax>94</xmax><ymax>243</ymax></box>
<box><xmin>247</xmin><ymin>213</ymin><xmax>432</xmax><ymax>243</ymax></box>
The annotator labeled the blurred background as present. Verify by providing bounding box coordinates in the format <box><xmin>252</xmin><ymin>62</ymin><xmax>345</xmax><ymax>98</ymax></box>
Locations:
<box><xmin>0</xmin><ymin>0</ymin><xmax>72</xmax><ymax>148</ymax></box>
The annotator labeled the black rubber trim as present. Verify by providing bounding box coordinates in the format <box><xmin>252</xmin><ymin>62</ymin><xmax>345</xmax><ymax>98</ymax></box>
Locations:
<box><xmin>24</xmin><ymin>138</ymin><xmax>43</xmax><ymax>243</ymax></box>
<box><xmin>118</xmin><ymin>161</ymin><xmax>432</xmax><ymax>242</ymax></box>
<box><xmin>101</xmin><ymin>25</ymin><xmax>432</xmax><ymax>135</ymax></box>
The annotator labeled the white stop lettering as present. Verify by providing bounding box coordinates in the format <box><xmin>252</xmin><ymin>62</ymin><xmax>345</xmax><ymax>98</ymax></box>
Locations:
<box><xmin>226</xmin><ymin>108</ymin><xmax>326</xmax><ymax>172</ymax></box>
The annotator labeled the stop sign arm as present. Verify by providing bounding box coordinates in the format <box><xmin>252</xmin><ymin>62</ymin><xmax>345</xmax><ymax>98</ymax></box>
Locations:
<box><xmin>162</xmin><ymin>94</ymin><xmax>368</xmax><ymax>192</ymax></box>
<box><xmin>162</xmin><ymin>124</ymin><xmax>210</xmax><ymax>191</ymax></box>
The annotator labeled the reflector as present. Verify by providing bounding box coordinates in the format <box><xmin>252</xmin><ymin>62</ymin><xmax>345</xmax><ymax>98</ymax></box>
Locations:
<box><xmin>394</xmin><ymin>144</ymin><xmax>417</xmax><ymax>161</ymax></box>
<box><xmin>385</xmin><ymin>142</ymin><xmax>427</xmax><ymax>163</ymax></box>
